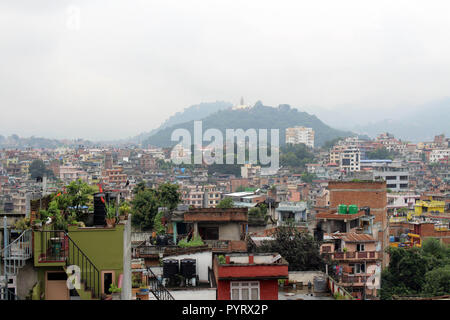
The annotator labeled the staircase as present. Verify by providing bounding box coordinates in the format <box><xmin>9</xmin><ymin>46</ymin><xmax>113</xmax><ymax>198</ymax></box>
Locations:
<box><xmin>38</xmin><ymin>230</ymin><xmax>101</xmax><ymax>300</ymax></box>
<box><xmin>147</xmin><ymin>267</ymin><xmax>175</xmax><ymax>300</ymax></box>
<box><xmin>0</xmin><ymin>229</ymin><xmax>33</xmax><ymax>300</ymax></box>
<box><xmin>65</xmin><ymin>234</ymin><xmax>101</xmax><ymax>300</ymax></box>
<box><xmin>1</xmin><ymin>229</ymin><xmax>32</xmax><ymax>275</ymax></box>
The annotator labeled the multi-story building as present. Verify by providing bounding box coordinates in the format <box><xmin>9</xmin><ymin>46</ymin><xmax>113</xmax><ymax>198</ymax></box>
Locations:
<box><xmin>285</xmin><ymin>126</ymin><xmax>315</xmax><ymax>148</ymax></box>
<box><xmin>241</xmin><ymin>164</ymin><xmax>261</xmax><ymax>179</ymax></box>
<box><xmin>327</xmin><ymin>181</ymin><xmax>388</xmax><ymax>268</ymax></box>
<box><xmin>181</xmin><ymin>185</ymin><xmax>223</xmax><ymax>208</ymax></box>
<box><xmin>360</xmin><ymin>160</ymin><xmax>410</xmax><ymax>192</ymax></box>
<box><xmin>339</xmin><ymin>147</ymin><xmax>361</xmax><ymax>172</ymax></box>
<box><xmin>429</xmin><ymin>149</ymin><xmax>450</xmax><ymax>163</ymax></box>
<box><xmin>104</xmin><ymin>166</ymin><xmax>128</xmax><ymax>186</ymax></box>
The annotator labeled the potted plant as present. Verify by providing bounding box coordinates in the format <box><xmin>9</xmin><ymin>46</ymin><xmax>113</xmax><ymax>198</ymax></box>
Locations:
<box><xmin>105</xmin><ymin>203</ymin><xmax>116</xmax><ymax>228</ymax></box>
<box><xmin>32</xmin><ymin>219</ymin><xmax>42</xmax><ymax>229</ymax></box>
<box><xmin>119</xmin><ymin>202</ymin><xmax>130</xmax><ymax>221</ymax></box>
<box><xmin>132</xmin><ymin>273</ymin><xmax>142</xmax><ymax>297</ymax></box>
<box><xmin>108</xmin><ymin>283</ymin><xmax>121</xmax><ymax>300</ymax></box>
<box><xmin>136</xmin><ymin>284</ymin><xmax>149</xmax><ymax>300</ymax></box>
<box><xmin>14</xmin><ymin>218</ymin><xmax>31</xmax><ymax>232</ymax></box>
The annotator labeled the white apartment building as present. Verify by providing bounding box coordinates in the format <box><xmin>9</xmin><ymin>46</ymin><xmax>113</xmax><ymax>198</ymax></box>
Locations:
<box><xmin>339</xmin><ymin>147</ymin><xmax>361</xmax><ymax>172</ymax></box>
<box><xmin>360</xmin><ymin>160</ymin><xmax>410</xmax><ymax>192</ymax></box>
<box><xmin>429</xmin><ymin>149</ymin><xmax>450</xmax><ymax>163</ymax></box>
<box><xmin>285</xmin><ymin>126</ymin><xmax>315</xmax><ymax>148</ymax></box>
<box><xmin>241</xmin><ymin>164</ymin><xmax>261</xmax><ymax>178</ymax></box>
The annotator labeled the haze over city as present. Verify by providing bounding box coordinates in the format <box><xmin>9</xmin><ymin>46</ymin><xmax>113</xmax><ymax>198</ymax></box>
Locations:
<box><xmin>2</xmin><ymin>0</ymin><xmax>450</xmax><ymax>140</ymax></box>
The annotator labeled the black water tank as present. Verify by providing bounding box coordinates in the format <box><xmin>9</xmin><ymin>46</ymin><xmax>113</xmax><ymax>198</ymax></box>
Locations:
<box><xmin>93</xmin><ymin>193</ymin><xmax>106</xmax><ymax>225</ymax></box>
<box><xmin>180</xmin><ymin>259</ymin><xmax>196</xmax><ymax>279</ymax></box>
<box><xmin>156</xmin><ymin>235</ymin><xmax>168</xmax><ymax>246</ymax></box>
<box><xmin>163</xmin><ymin>259</ymin><xmax>179</xmax><ymax>278</ymax></box>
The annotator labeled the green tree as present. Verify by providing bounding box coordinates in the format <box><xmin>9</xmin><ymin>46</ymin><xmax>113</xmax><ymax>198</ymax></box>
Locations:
<box><xmin>157</xmin><ymin>183</ymin><xmax>181</xmax><ymax>211</ymax></box>
<box><xmin>29</xmin><ymin>159</ymin><xmax>53</xmax><ymax>180</ymax></box>
<box><xmin>423</xmin><ymin>266</ymin><xmax>450</xmax><ymax>297</ymax></box>
<box><xmin>216</xmin><ymin>197</ymin><xmax>234</xmax><ymax>209</ymax></box>
<box><xmin>255</xmin><ymin>225</ymin><xmax>327</xmax><ymax>271</ymax></box>
<box><xmin>131</xmin><ymin>188</ymin><xmax>160</xmax><ymax>230</ymax></box>
<box><xmin>366</xmin><ymin>147</ymin><xmax>396</xmax><ymax>160</ymax></box>
<box><xmin>380</xmin><ymin>247</ymin><xmax>431</xmax><ymax>299</ymax></box>
<box><xmin>280</xmin><ymin>143</ymin><xmax>315</xmax><ymax>168</ymax></box>
<box><xmin>301</xmin><ymin>172</ymin><xmax>317</xmax><ymax>183</ymax></box>
<box><xmin>131</xmin><ymin>183</ymin><xmax>181</xmax><ymax>231</ymax></box>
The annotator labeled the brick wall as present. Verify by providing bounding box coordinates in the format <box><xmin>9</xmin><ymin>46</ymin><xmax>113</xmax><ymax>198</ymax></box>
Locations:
<box><xmin>328</xmin><ymin>181</ymin><xmax>388</xmax><ymax>267</ymax></box>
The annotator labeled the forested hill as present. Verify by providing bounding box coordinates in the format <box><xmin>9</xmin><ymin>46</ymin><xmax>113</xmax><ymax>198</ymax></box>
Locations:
<box><xmin>144</xmin><ymin>102</ymin><xmax>355</xmax><ymax>148</ymax></box>
<box><xmin>128</xmin><ymin>101</ymin><xmax>233</xmax><ymax>144</ymax></box>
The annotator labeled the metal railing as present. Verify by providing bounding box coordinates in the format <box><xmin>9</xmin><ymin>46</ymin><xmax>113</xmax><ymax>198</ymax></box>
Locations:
<box><xmin>332</xmin><ymin>251</ymin><xmax>379</xmax><ymax>260</ymax></box>
<box><xmin>0</xmin><ymin>287</ymin><xmax>20</xmax><ymax>300</ymax></box>
<box><xmin>147</xmin><ymin>267</ymin><xmax>174</xmax><ymax>300</ymax></box>
<box><xmin>37</xmin><ymin>230</ymin><xmax>101</xmax><ymax>299</ymax></box>
<box><xmin>66</xmin><ymin>234</ymin><xmax>101</xmax><ymax>299</ymax></box>
<box><xmin>1</xmin><ymin>229</ymin><xmax>32</xmax><ymax>275</ymax></box>
<box><xmin>204</xmin><ymin>240</ymin><xmax>230</xmax><ymax>250</ymax></box>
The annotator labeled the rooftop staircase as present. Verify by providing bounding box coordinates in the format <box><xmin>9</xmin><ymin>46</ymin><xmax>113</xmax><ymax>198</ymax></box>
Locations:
<box><xmin>0</xmin><ymin>229</ymin><xmax>33</xmax><ymax>300</ymax></box>
<box><xmin>147</xmin><ymin>267</ymin><xmax>175</xmax><ymax>300</ymax></box>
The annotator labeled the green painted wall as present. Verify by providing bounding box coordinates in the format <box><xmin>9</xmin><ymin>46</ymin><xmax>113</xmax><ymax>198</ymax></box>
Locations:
<box><xmin>68</xmin><ymin>224</ymin><xmax>124</xmax><ymax>285</ymax></box>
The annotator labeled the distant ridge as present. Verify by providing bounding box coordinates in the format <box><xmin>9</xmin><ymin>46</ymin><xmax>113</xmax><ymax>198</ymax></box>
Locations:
<box><xmin>128</xmin><ymin>101</ymin><xmax>233</xmax><ymax>144</ymax></box>
<box><xmin>352</xmin><ymin>97</ymin><xmax>450</xmax><ymax>142</ymax></box>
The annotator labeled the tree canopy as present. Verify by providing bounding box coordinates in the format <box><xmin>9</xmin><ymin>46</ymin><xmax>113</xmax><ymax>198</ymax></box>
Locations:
<box><xmin>29</xmin><ymin>159</ymin><xmax>54</xmax><ymax>180</ymax></box>
<box><xmin>380</xmin><ymin>238</ymin><xmax>450</xmax><ymax>299</ymax></box>
<box><xmin>216</xmin><ymin>197</ymin><xmax>234</xmax><ymax>209</ymax></box>
<box><xmin>253</xmin><ymin>225</ymin><xmax>328</xmax><ymax>271</ymax></box>
<box><xmin>280</xmin><ymin>143</ymin><xmax>315</xmax><ymax>168</ymax></box>
<box><xmin>365</xmin><ymin>147</ymin><xmax>397</xmax><ymax>160</ymax></box>
<box><xmin>131</xmin><ymin>183</ymin><xmax>181</xmax><ymax>231</ymax></box>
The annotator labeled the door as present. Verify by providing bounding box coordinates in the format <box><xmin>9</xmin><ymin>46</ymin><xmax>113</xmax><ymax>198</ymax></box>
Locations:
<box><xmin>45</xmin><ymin>271</ymin><xmax>69</xmax><ymax>300</ymax></box>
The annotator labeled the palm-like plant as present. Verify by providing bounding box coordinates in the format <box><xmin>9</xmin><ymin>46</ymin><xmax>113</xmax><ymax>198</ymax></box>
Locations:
<box><xmin>106</xmin><ymin>203</ymin><xmax>116</xmax><ymax>219</ymax></box>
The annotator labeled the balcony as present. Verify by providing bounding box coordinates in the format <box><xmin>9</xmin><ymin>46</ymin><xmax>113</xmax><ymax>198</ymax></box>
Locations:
<box><xmin>332</xmin><ymin>251</ymin><xmax>379</xmax><ymax>261</ymax></box>
<box><xmin>336</xmin><ymin>273</ymin><xmax>375</xmax><ymax>287</ymax></box>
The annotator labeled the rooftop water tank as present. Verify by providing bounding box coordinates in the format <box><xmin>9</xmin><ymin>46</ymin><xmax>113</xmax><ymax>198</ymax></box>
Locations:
<box><xmin>93</xmin><ymin>193</ymin><xmax>106</xmax><ymax>225</ymax></box>
<box><xmin>348</xmin><ymin>205</ymin><xmax>359</xmax><ymax>214</ymax></box>
<box><xmin>338</xmin><ymin>204</ymin><xmax>348</xmax><ymax>214</ymax></box>
<box><xmin>163</xmin><ymin>259</ymin><xmax>179</xmax><ymax>279</ymax></box>
<box><xmin>180</xmin><ymin>259</ymin><xmax>196</xmax><ymax>279</ymax></box>
<box><xmin>313</xmin><ymin>276</ymin><xmax>327</xmax><ymax>293</ymax></box>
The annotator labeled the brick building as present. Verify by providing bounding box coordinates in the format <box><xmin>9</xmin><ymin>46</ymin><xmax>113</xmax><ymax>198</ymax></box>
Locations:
<box><xmin>328</xmin><ymin>181</ymin><xmax>388</xmax><ymax>267</ymax></box>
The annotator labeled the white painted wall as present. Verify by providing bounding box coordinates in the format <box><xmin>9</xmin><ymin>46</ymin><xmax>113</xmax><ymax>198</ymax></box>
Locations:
<box><xmin>163</xmin><ymin>251</ymin><xmax>212</xmax><ymax>282</ymax></box>
<box><xmin>288</xmin><ymin>271</ymin><xmax>326</xmax><ymax>284</ymax></box>
<box><xmin>168</xmin><ymin>288</ymin><xmax>216</xmax><ymax>300</ymax></box>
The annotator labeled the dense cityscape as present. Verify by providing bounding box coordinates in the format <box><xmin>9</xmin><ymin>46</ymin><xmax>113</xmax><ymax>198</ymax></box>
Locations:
<box><xmin>1</xmin><ymin>1</ymin><xmax>449</xmax><ymax>312</ymax></box>
<box><xmin>1</xmin><ymin>107</ymin><xmax>449</xmax><ymax>301</ymax></box>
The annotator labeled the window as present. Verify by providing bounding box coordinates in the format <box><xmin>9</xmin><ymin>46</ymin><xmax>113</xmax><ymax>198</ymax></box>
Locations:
<box><xmin>230</xmin><ymin>281</ymin><xmax>259</xmax><ymax>300</ymax></box>
<box><xmin>354</xmin><ymin>263</ymin><xmax>366</xmax><ymax>274</ymax></box>
<box><xmin>356</xmin><ymin>243</ymin><xmax>365</xmax><ymax>252</ymax></box>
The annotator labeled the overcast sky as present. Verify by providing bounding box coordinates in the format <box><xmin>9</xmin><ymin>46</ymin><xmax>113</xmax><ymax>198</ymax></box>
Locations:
<box><xmin>1</xmin><ymin>0</ymin><xmax>450</xmax><ymax>140</ymax></box>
